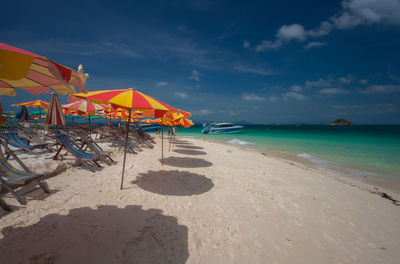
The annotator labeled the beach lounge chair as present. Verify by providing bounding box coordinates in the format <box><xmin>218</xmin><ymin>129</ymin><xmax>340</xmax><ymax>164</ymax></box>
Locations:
<box><xmin>110</xmin><ymin>131</ymin><xmax>138</xmax><ymax>153</ymax></box>
<box><xmin>0</xmin><ymin>140</ymin><xmax>50</xmax><ymax>209</ymax></box>
<box><xmin>0</xmin><ymin>130</ymin><xmax>47</xmax><ymax>154</ymax></box>
<box><xmin>54</xmin><ymin>133</ymin><xmax>101</xmax><ymax>171</ymax></box>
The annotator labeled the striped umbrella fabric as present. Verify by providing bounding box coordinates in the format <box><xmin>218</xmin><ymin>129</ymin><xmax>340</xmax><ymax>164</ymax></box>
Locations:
<box><xmin>179</xmin><ymin>118</ymin><xmax>194</xmax><ymax>127</ymax></box>
<box><xmin>13</xmin><ymin>100</ymin><xmax>49</xmax><ymax>108</ymax></box>
<box><xmin>73</xmin><ymin>88</ymin><xmax>174</xmax><ymax>115</ymax></box>
<box><xmin>62</xmin><ymin>100</ymin><xmax>109</xmax><ymax>114</ymax></box>
<box><xmin>0</xmin><ymin>43</ymin><xmax>88</xmax><ymax>96</ymax></box>
<box><xmin>44</xmin><ymin>94</ymin><xmax>66</xmax><ymax>126</ymax></box>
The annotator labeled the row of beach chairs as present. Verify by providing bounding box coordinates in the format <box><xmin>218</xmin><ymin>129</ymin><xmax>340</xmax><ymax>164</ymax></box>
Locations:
<box><xmin>0</xmin><ymin>125</ymin><xmax>155</xmax><ymax>211</ymax></box>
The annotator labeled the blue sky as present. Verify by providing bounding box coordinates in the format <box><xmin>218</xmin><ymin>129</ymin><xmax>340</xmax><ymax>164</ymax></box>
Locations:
<box><xmin>1</xmin><ymin>0</ymin><xmax>400</xmax><ymax>124</ymax></box>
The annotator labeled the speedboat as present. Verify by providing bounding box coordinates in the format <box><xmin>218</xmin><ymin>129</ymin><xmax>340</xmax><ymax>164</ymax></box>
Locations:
<box><xmin>202</xmin><ymin>123</ymin><xmax>244</xmax><ymax>134</ymax></box>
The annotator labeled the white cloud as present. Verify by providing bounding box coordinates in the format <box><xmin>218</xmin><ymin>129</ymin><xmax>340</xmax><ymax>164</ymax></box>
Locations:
<box><xmin>305</xmin><ymin>78</ymin><xmax>332</xmax><ymax>88</ymax></box>
<box><xmin>282</xmin><ymin>91</ymin><xmax>309</xmax><ymax>101</ymax></box>
<box><xmin>243</xmin><ymin>40</ymin><xmax>251</xmax><ymax>49</ymax></box>
<box><xmin>189</xmin><ymin>69</ymin><xmax>200</xmax><ymax>81</ymax></box>
<box><xmin>332</xmin><ymin>0</ymin><xmax>400</xmax><ymax>29</ymax></box>
<box><xmin>242</xmin><ymin>93</ymin><xmax>265</xmax><ymax>101</ymax></box>
<box><xmin>156</xmin><ymin>81</ymin><xmax>168</xmax><ymax>87</ymax></box>
<box><xmin>255</xmin><ymin>40</ymin><xmax>283</xmax><ymax>52</ymax></box>
<box><xmin>334</xmin><ymin>104</ymin><xmax>361</xmax><ymax>110</ymax></box>
<box><xmin>359</xmin><ymin>84</ymin><xmax>400</xmax><ymax>94</ymax></box>
<box><xmin>267</xmin><ymin>95</ymin><xmax>279</xmax><ymax>103</ymax></box>
<box><xmin>198</xmin><ymin>109</ymin><xmax>212</xmax><ymax>115</ymax></box>
<box><xmin>255</xmin><ymin>24</ymin><xmax>306</xmax><ymax>52</ymax></box>
<box><xmin>319</xmin><ymin>88</ymin><xmax>350</xmax><ymax>94</ymax></box>
<box><xmin>359</xmin><ymin>79</ymin><xmax>368</xmax><ymax>84</ymax></box>
<box><xmin>307</xmin><ymin>21</ymin><xmax>333</xmax><ymax>37</ymax></box>
<box><xmin>277</xmin><ymin>24</ymin><xmax>307</xmax><ymax>42</ymax></box>
<box><xmin>338</xmin><ymin>75</ymin><xmax>354</xmax><ymax>83</ymax></box>
<box><xmin>234</xmin><ymin>65</ymin><xmax>277</xmax><ymax>76</ymax></box>
<box><xmin>305</xmin><ymin>41</ymin><xmax>326</xmax><ymax>49</ymax></box>
<box><xmin>253</xmin><ymin>0</ymin><xmax>400</xmax><ymax>52</ymax></box>
<box><xmin>290</xmin><ymin>85</ymin><xmax>303</xmax><ymax>92</ymax></box>
<box><xmin>174</xmin><ymin>91</ymin><xmax>188</xmax><ymax>98</ymax></box>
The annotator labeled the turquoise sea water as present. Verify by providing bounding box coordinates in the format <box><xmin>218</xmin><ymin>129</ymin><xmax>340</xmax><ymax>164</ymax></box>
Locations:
<box><xmin>177</xmin><ymin>124</ymin><xmax>400</xmax><ymax>180</ymax></box>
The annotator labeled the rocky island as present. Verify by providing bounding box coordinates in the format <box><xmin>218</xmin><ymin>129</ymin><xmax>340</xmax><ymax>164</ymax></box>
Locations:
<box><xmin>330</xmin><ymin>118</ymin><xmax>354</xmax><ymax>125</ymax></box>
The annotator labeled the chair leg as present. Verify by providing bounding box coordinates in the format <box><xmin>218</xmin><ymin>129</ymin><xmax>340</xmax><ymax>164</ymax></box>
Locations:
<box><xmin>35</xmin><ymin>179</ymin><xmax>50</xmax><ymax>193</ymax></box>
<box><xmin>0</xmin><ymin>198</ymin><xmax>11</xmax><ymax>211</ymax></box>
<box><xmin>0</xmin><ymin>178</ymin><xmax>26</xmax><ymax>205</ymax></box>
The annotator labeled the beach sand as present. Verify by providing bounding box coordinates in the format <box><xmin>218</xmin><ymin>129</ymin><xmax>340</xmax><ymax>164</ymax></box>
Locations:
<box><xmin>1</xmin><ymin>136</ymin><xmax>400</xmax><ymax>263</ymax></box>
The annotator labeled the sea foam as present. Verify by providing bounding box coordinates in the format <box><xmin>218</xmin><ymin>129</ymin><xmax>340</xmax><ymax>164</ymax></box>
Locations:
<box><xmin>227</xmin><ymin>138</ymin><xmax>253</xmax><ymax>145</ymax></box>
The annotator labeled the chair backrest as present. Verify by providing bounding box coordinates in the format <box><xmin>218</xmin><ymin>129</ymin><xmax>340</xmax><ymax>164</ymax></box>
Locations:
<box><xmin>3</xmin><ymin>132</ymin><xmax>31</xmax><ymax>148</ymax></box>
<box><xmin>56</xmin><ymin>134</ymin><xmax>95</xmax><ymax>159</ymax></box>
<box><xmin>111</xmin><ymin>131</ymin><xmax>132</xmax><ymax>147</ymax></box>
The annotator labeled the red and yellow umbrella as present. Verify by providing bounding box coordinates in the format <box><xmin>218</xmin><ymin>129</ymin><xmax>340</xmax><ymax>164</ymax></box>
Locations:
<box><xmin>44</xmin><ymin>94</ymin><xmax>66</xmax><ymax>126</ymax></box>
<box><xmin>179</xmin><ymin>118</ymin><xmax>194</xmax><ymax>128</ymax></box>
<box><xmin>13</xmin><ymin>100</ymin><xmax>49</xmax><ymax>109</ymax></box>
<box><xmin>0</xmin><ymin>43</ymin><xmax>88</xmax><ymax>96</ymax></box>
<box><xmin>73</xmin><ymin>88</ymin><xmax>174</xmax><ymax>117</ymax></box>
<box><xmin>62</xmin><ymin>100</ymin><xmax>109</xmax><ymax>114</ymax></box>
<box><xmin>73</xmin><ymin>88</ymin><xmax>177</xmax><ymax>189</ymax></box>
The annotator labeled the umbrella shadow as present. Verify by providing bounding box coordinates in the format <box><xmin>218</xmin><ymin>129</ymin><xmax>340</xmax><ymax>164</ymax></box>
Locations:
<box><xmin>171</xmin><ymin>140</ymin><xmax>192</xmax><ymax>145</ymax></box>
<box><xmin>175</xmin><ymin>145</ymin><xmax>204</xmax><ymax>150</ymax></box>
<box><xmin>160</xmin><ymin>157</ymin><xmax>213</xmax><ymax>168</ymax></box>
<box><xmin>173</xmin><ymin>149</ymin><xmax>207</xmax><ymax>155</ymax></box>
<box><xmin>133</xmin><ymin>170</ymin><xmax>213</xmax><ymax>196</ymax></box>
<box><xmin>0</xmin><ymin>205</ymin><xmax>188</xmax><ymax>263</ymax></box>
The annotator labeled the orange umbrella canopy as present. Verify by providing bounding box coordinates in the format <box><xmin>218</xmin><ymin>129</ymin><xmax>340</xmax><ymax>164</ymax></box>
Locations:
<box><xmin>0</xmin><ymin>43</ymin><xmax>88</xmax><ymax>96</ymax></box>
<box><xmin>13</xmin><ymin>100</ymin><xmax>49</xmax><ymax>108</ymax></box>
<box><xmin>62</xmin><ymin>100</ymin><xmax>109</xmax><ymax>114</ymax></box>
<box><xmin>74</xmin><ymin>88</ymin><xmax>175</xmax><ymax>117</ymax></box>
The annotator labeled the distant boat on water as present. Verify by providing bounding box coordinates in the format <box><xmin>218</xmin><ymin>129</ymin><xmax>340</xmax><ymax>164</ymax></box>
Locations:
<box><xmin>202</xmin><ymin>123</ymin><xmax>244</xmax><ymax>134</ymax></box>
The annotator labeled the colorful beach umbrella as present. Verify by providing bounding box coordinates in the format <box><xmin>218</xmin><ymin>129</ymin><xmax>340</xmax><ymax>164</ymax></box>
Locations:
<box><xmin>73</xmin><ymin>88</ymin><xmax>174</xmax><ymax>117</ymax></box>
<box><xmin>0</xmin><ymin>43</ymin><xmax>88</xmax><ymax>96</ymax></box>
<box><xmin>15</xmin><ymin>106</ymin><xmax>29</xmax><ymax>122</ymax></box>
<box><xmin>179</xmin><ymin>118</ymin><xmax>194</xmax><ymax>128</ymax></box>
<box><xmin>74</xmin><ymin>88</ymin><xmax>176</xmax><ymax>189</ymax></box>
<box><xmin>62</xmin><ymin>100</ymin><xmax>109</xmax><ymax>114</ymax></box>
<box><xmin>44</xmin><ymin>94</ymin><xmax>66</xmax><ymax>126</ymax></box>
<box><xmin>13</xmin><ymin>100</ymin><xmax>49</xmax><ymax>108</ymax></box>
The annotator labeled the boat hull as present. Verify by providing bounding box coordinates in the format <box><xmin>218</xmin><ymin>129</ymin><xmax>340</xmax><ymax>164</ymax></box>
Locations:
<box><xmin>202</xmin><ymin>126</ymin><xmax>243</xmax><ymax>134</ymax></box>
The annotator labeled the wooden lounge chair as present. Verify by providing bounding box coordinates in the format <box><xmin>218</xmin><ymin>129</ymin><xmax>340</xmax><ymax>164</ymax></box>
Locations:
<box><xmin>0</xmin><ymin>140</ymin><xmax>50</xmax><ymax>210</ymax></box>
<box><xmin>54</xmin><ymin>133</ymin><xmax>101</xmax><ymax>171</ymax></box>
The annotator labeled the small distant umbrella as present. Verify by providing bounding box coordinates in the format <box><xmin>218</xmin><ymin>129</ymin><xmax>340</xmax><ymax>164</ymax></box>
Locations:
<box><xmin>44</xmin><ymin>93</ymin><xmax>66</xmax><ymax>127</ymax></box>
<box><xmin>15</xmin><ymin>106</ymin><xmax>29</xmax><ymax>122</ymax></box>
<box><xmin>13</xmin><ymin>100</ymin><xmax>49</xmax><ymax>108</ymax></box>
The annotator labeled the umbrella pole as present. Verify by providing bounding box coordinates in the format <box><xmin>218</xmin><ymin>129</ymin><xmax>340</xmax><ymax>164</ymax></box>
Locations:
<box><xmin>161</xmin><ymin>118</ymin><xmax>164</xmax><ymax>165</ymax></box>
<box><xmin>121</xmin><ymin>109</ymin><xmax>132</xmax><ymax>190</ymax></box>
<box><xmin>88</xmin><ymin>115</ymin><xmax>91</xmax><ymax>138</ymax></box>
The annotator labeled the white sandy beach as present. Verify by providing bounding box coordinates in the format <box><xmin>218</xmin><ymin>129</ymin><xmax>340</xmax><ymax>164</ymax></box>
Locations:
<box><xmin>1</xmin><ymin>136</ymin><xmax>400</xmax><ymax>263</ymax></box>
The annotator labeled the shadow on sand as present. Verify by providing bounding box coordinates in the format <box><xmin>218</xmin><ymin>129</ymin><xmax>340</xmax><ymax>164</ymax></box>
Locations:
<box><xmin>160</xmin><ymin>157</ymin><xmax>213</xmax><ymax>168</ymax></box>
<box><xmin>133</xmin><ymin>170</ymin><xmax>213</xmax><ymax>196</ymax></box>
<box><xmin>0</xmin><ymin>205</ymin><xmax>188</xmax><ymax>263</ymax></box>
<box><xmin>171</xmin><ymin>140</ymin><xmax>192</xmax><ymax>145</ymax></box>
<box><xmin>175</xmin><ymin>145</ymin><xmax>204</xmax><ymax>150</ymax></box>
<box><xmin>173</xmin><ymin>149</ymin><xmax>207</xmax><ymax>156</ymax></box>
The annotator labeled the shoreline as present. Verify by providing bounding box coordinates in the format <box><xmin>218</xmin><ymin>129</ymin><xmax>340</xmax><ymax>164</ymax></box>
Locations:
<box><xmin>181</xmin><ymin>135</ymin><xmax>400</xmax><ymax>199</ymax></box>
